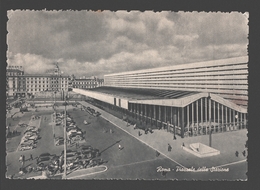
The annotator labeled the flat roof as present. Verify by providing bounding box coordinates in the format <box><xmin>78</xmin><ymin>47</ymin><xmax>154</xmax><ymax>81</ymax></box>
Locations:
<box><xmin>89</xmin><ymin>86</ymin><xmax>199</xmax><ymax>100</ymax></box>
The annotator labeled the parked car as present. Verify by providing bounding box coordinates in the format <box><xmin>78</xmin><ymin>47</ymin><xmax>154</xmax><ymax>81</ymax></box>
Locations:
<box><xmin>55</xmin><ymin>138</ymin><xmax>64</xmax><ymax>146</ymax></box>
<box><xmin>71</xmin><ymin>135</ymin><xmax>84</xmax><ymax>142</ymax></box>
<box><xmin>24</xmin><ymin>131</ymin><xmax>38</xmax><ymax>136</ymax></box>
<box><xmin>21</xmin><ymin>140</ymin><xmax>37</xmax><ymax>146</ymax></box>
<box><xmin>24</xmin><ymin>135</ymin><xmax>39</xmax><ymax>141</ymax></box>
<box><xmin>84</xmin><ymin>120</ymin><xmax>90</xmax><ymax>125</ymax></box>
<box><xmin>86</xmin><ymin>158</ymin><xmax>104</xmax><ymax>168</ymax></box>
<box><xmin>19</xmin><ymin>145</ymin><xmax>35</xmax><ymax>151</ymax></box>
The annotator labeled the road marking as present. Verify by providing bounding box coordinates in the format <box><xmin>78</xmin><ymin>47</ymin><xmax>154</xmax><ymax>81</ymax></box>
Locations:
<box><xmin>112</xmin><ymin>157</ymin><xmax>166</xmax><ymax>169</ymax></box>
<box><xmin>67</xmin><ymin>165</ymin><xmax>108</xmax><ymax>179</ymax></box>
<box><xmin>100</xmin><ymin>115</ymin><xmax>187</xmax><ymax>169</ymax></box>
<box><xmin>214</xmin><ymin>159</ymin><xmax>247</xmax><ymax>168</ymax></box>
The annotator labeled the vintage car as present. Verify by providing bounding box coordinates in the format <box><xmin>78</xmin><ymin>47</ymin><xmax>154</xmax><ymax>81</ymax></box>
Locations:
<box><xmin>19</xmin><ymin>145</ymin><xmax>35</xmax><ymax>151</ymax></box>
<box><xmin>55</xmin><ymin>138</ymin><xmax>64</xmax><ymax>146</ymax></box>
<box><xmin>83</xmin><ymin>120</ymin><xmax>90</xmax><ymax>125</ymax></box>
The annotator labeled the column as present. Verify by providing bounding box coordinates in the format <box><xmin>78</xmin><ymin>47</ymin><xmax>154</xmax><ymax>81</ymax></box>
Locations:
<box><xmin>187</xmin><ymin>105</ymin><xmax>189</xmax><ymax>134</ymax></box>
<box><xmin>158</xmin><ymin>106</ymin><xmax>161</xmax><ymax>128</ymax></box>
<box><xmin>205</xmin><ymin>98</ymin><xmax>207</xmax><ymax>127</ymax></box>
<box><xmin>171</xmin><ymin>107</ymin><xmax>173</xmax><ymax>125</ymax></box>
<box><xmin>233</xmin><ymin>110</ymin><xmax>236</xmax><ymax>129</ymax></box>
<box><xmin>192</xmin><ymin>102</ymin><xmax>194</xmax><ymax>128</ymax></box>
<box><xmin>173</xmin><ymin>108</ymin><xmax>177</xmax><ymax>136</ymax></box>
<box><xmin>164</xmin><ymin>106</ymin><xmax>167</xmax><ymax>123</ymax></box>
<box><xmin>196</xmin><ymin>100</ymin><xmax>199</xmax><ymax>128</ymax></box>
<box><xmin>229</xmin><ymin>108</ymin><xmax>232</xmax><ymax>129</ymax></box>
<box><xmin>209</xmin><ymin>98</ymin><xmax>211</xmax><ymax>134</ymax></box>
<box><xmin>217</xmin><ymin>102</ymin><xmax>220</xmax><ymax>131</ymax></box>
<box><xmin>180</xmin><ymin>107</ymin><xmax>185</xmax><ymax>138</ymax></box>
<box><xmin>201</xmin><ymin>99</ymin><xmax>203</xmax><ymax>126</ymax></box>
<box><xmin>154</xmin><ymin>105</ymin><xmax>156</xmax><ymax>127</ymax></box>
<box><xmin>243</xmin><ymin>113</ymin><xmax>246</xmax><ymax>127</ymax></box>
<box><xmin>177</xmin><ymin>108</ymin><xmax>179</xmax><ymax>127</ymax></box>
<box><xmin>221</xmin><ymin>104</ymin><xmax>224</xmax><ymax>131</ymax></box>
<box><xmin>213</xmin><ymin>101</ymin><xmax>215</xmax><ymax>130</ymax></box>
<box><xmin>240</xmin><ymin>112</ymin><xmax>243</xmax><ymax>129</ymax></box>
<box><xmin>225</xmin><ymin>106</ymin><xmax>228</xmax><ymax>131</ymax></box>
<box><xmin>145</xmin><ymin>104</ymin><xmax>147</xmax><ymax>124</ymax></box>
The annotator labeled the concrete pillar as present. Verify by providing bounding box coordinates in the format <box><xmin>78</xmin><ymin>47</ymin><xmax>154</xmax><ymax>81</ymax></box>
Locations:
<box><xmin>192</xmin><ymin>102</ymin><xmax>194</xmax><ymax>128</ymax></box>
<box><xmin>217</xmin><ymin>102</ymin><xmax>220</xmax><ymax>131</ymax></box>
<box><xmin>243</xmin><ymin>113</ymin><xmax>246</xmax><ymax>127</ymax></box>
<box><xmin>209</xmin><ymin>98</ymin><xmax>211</xmax><ymax>134</ymax></box>
<box><xmin>233</xmin><ymin>110</ymin><xmax>236</xmax><ymax>129</ymax></box>
<box><xmin>205</xmin><ymin>98</ymin><xmax>207</xmax><ymax>126</ymax></box>
<box><xmin>150</xmin><ymin>105</ymin><xmax>153</xmax><ymax>124</ymax></box>
<box><xmin>225</xmin><ymin>106</ymin><xmax>228</xmax><ymax>131</ymax></box>
<box><xmin>173</xmin><ymin>108</ymin><xmax>177</xmax><ymax>126</ymax></box>
<box><xmin>159</xmin><ymin>105</ymin><xmax>161</xmax><ymax>128</ymax></box>
<box><xmin>164</xmin><ymin>106</ymin><xmax>167</xmax><ymax>123</ymax></box>
<box><xmin>196</xmin><ymin>100</ymin><xmax>199</xmax><ymax>127</ymax></box>
<box><xmin>213</xmin><ymin>100</ymin><xmax>215</xmax><ymax>129</ymax></box>
<box><xmin>229</xmin><ymin>108</ymin><xmax>232</xmax><ymax>128</ymax></box>
<box><xmin>180</xmin><ymin>107</ymin><xmax>185</xmax><ymax>138</ymax></box>
<box><xmin>154</xmin><ymin>105</ymin><xmax>156</xmax><ymax>127</ymax></box>
<box><xmin>239</xmin><ymin>113</ymin><xmax>243</xmax><ymax>129</ymax></box>
<box><xmin>171</xmin><ymin>107</ymin><xmax>173</xmax><ymax>125</ymax></box>
<box><xmin>221</xmin><ymin>104</ymin><xmax>223</xmax><ymax>131</ymax></box>
<box><xmin>201</xmin><ymin>99</ymin><xmax>203</xmax><ymax>126</ymax></box>
<box><xmin>145</xmin><ymin>104</ymin><xmax>147</xmax><ymax>124</ymax></box>
<box><xmin>187</xmin><ymin>105</ymin><xmax>189</xmax><ymax>133</ymax></box>
<box><xmin>177</xmin><ymin>108</ymin><xmax>179</xmax><ymax>127</ymax></box>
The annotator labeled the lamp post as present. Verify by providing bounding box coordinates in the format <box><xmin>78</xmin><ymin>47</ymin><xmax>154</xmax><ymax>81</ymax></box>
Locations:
<box><xmin>62</xmin><ymin>96</ymin><xmax>68</xmax><ymax>179</ymax></box>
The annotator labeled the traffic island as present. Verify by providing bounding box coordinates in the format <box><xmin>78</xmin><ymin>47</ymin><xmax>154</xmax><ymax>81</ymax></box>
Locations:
<box><xmin>182</xmin><ymin>143</ymin><xmax>220</xmax><ymax>158</ymax></box>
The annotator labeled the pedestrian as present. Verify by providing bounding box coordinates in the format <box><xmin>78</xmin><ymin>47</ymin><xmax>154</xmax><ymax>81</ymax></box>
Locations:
<box><xmin>19</xmin><ymin>155</ymin><xmax>23</xmax><ymax>163</ymax></box>
<box><xmin>30</xmin><ymin>154</ymin><xmax>33</xmax><ymax>161</ymax></box>
<box><xmin>168</xmin><ymin>144</ymin><xmax>172</xmax><ymax>152</ymax></box>
<box><xmin>138</xmin><ymin>131</ymin><xmax>142</xmax><ymax>136</ymax></box>
<box><xmin>235</xmin><ymin>151</ymin><xmax>239</xmax><ymax>157</ymax></box>
<box><xmin>182</xmin><ymin>142</ymin><xmax>185</xmax><ymax>147</ymax></box>
<box><xmin>242</xmin><ymin>150</ymin><xmax>246</xmax><ymax>157</ymax></box>
<box><xmin>21</xmin><ymin>161</ymin><xmax>24</xmax><ymax>168</ymax></box>
<box><xmin>22</xmin><ymin>155</ymin><xmax>25</xmax><ymax>162</ymax></box>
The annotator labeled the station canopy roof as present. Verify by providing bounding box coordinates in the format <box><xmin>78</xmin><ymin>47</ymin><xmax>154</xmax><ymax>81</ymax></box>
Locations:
<box><xmin>78</xmin><ymin>87</ymin><xmax>247</xmax><ymax>113</ymax></box>
<box><xmin>89</xmin><ymin>86</ymin><xmax>199</xmax><ymax>100</ymax></box>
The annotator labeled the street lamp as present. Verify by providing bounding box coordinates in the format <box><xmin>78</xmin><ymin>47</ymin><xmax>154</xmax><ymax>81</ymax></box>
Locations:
<box><xmin>62</xmin><ymin>96</ymin><xmax>68</xmax><ymax>179</ymax></box>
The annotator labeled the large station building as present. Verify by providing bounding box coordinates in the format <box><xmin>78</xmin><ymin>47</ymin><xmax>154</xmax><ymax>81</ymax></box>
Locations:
<box><xmin>73</xmin><ymin>56</ymin><xmax>248</xmax><ymax>138</ymax></box>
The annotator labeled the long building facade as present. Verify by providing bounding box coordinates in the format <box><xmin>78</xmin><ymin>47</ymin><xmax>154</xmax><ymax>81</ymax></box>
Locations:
<box><xmin>104</xmin><ymin>56</ymin><xmax>248</xmax><ymax>108</ymax></box>
<box><xmin>73</xmin><ymin>56</ymin><xmax>248</xmax><ymax>138</ymax></box>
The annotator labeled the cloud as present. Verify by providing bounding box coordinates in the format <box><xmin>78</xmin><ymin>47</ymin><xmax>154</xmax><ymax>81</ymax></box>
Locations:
<box><xmin>7</xmin><ymin>11</ymin><xmax>248</xmax><ymax>78</ymax></box>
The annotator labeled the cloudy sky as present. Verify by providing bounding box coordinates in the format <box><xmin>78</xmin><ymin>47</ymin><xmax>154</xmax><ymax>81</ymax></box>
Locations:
<box><xmin>7</xmin><ymin>11</ymin><xmax>248</xmax><ymax>78</ymax></box>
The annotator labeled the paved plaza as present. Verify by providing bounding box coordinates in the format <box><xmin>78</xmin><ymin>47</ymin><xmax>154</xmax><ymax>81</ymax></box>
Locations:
<box><xmin>5</xmin><ymin>100</ymin><xmax>247</xmax><ymax>180</ymax></box>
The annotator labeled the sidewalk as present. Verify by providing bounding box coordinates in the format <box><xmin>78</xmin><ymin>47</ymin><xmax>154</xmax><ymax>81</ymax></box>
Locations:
<box><xmin>78</xmin><ymin>101</ymin><xmax>247</xmax><ymax>169</ymax></box>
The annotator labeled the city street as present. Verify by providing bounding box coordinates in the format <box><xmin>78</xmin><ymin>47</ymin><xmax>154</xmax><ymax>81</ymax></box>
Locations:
<box><xmin>6</xmin><ymin>101</ymin><xmax>247</xmax><ymax>180</ymax></box>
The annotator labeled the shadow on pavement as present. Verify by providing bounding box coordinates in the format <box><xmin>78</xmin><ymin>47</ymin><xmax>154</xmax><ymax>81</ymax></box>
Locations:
<box><xmin>100</xmin><ymin>140</ymin><xmax>122</xmax><ymax>154</ymax></box>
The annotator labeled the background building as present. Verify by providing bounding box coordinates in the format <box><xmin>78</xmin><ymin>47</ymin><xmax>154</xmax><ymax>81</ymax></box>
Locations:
<box><xmin>6</xmin><ymin>65</ymin><xmax>69</xmax><ymax>98</ymax></box>
<box><xmin>72</xmin><ymin>78</ymin><xmax>104</xmax><ymax>89</ymax></box>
